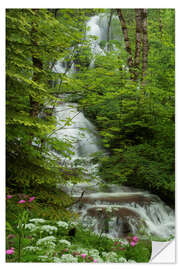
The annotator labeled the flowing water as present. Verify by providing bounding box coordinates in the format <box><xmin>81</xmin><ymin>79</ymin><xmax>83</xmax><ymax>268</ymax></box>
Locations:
<box><xmin>52</xmin><ymin>15</ymin><xmax>175</xmax><ymax>240</ymax></box>
<box><xmin>53</xmin><ymin>101</ymin><xmax>175</xmax><ymax>240</ymax></box>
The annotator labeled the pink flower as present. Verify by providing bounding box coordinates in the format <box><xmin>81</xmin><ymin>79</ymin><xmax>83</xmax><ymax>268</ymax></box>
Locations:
<box><xmin>29</xmin><ymin>196</ymin><xmax>35</xmax><ymax>202</ymax></box>
<box><xmin>18</xmin><ymin>200</ymin><xmax>26</xmax><ymax>204</ymax></box>
<box><xmin>132</xmin><ymin>236</ymin><xmax>138</xmax><ymax>242</ymax></box>
<box><xmin>7</xmin><ymin>195</ymin><xmax>13</xmax><ymax>199</ymax></box>
<box><xmin>130</xmin><ymin>241</ymin><xmax>136</xmax><ymax>247</ymax></box>
<box><xmin>6</xmin><ymin>249</ymin><xmax>14</xmax><ymax>255</ymax></box>
<box><xmin>93</xmin><ymin>259</ymin><xmax>97</xmax><ymax>263</ymax></box>
<box><xmin>10</xmin><ymin>247</ymin><xmax>15</xmax><ymax>250</ymax></box>
<box><xmin>81</xmin><ymin>253</ymin><xmax>86</xmax><ymax>258</ymax></box>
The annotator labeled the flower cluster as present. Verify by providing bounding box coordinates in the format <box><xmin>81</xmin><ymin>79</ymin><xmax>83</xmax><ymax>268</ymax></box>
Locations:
<box><xmin>36</xmin><ymin>235</ymin><xmax>56</xmax><ymax>246</ymax></box>
<box><xmin>6</xmin><ymin>194</ymin><xmax>35</xmax><ymax>204</ymax></box>
<box><xmin>59</xmin><ymin>254</ymin><xmax>78</xmax><ymax>263</ymax></box>
<box><xmin>56</xmin><ymin>221</ymin><xmax>68</xmax><ymax>229</ymax></box>
<box><xmin>6</xmin><ymin>247</ymin><xmax>14</xmax><ymax>255</ymax></box>
<box><xmin>24</xmin><ymin>223</ymin><xmax>37</xmax><ymax>231</ymax></box>
<box><xmin>59</xmin><ymin>239</ymin><xmax>71</xmax><ymax>246</ymax></box>
<box><xmin>40</xmin><ymin>225</ymin><xmax>58</xmax><ymax>234</ymax></box>
<box><xmin>23</xmin><ymin>246</ymin><xmax>41</xmax><ymax>252</ymax></box>
<box><xmin>127</xmin><ymin>235</ymin><xmax>139</xmax><ymax>247</ymax></box>
<box><xmin>102</xmin><ymin>251</ymin><xmax>126</xmax><ymax>263</ymax></box>
<box><xmin>29</xmin><ymin>218</ymin><xmax>46</xmax><ymax>224</ymax></box>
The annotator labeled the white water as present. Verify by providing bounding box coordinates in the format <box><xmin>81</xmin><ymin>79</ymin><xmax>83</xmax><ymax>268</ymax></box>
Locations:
<box><xmin>53</xmin><ymin>101</ymin><xmax>175</xmax><ymax>240</ymax></box>
<box><xmin>52</xmin><ymin>15</ymin><xmax>175</xmax><ymax>240</ymax></box>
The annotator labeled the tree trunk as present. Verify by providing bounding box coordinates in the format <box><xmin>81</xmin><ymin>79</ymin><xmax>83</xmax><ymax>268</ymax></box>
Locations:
<box><xmin>134</xmin><ymin>9</ymin><xmax>143</xmax><ymax>81</ymax></box>
<box><xmin>107</xmin><ymin>9</ymin><xmax>113</xmax><ymax>51</ymax></box>
<box><xmin>116</xmin><ymin>9</ymin><xmax>134</xmax><ymax>73</ymax></box>
<box><xmin>141</xmin><ymin>9</ymin><xmax>148</xmax><ymax>85</ymax></box>
<box><xmin>159</xmin><ymin>9</ymin><xmax>163</xmax><ymax>39</ymax></box>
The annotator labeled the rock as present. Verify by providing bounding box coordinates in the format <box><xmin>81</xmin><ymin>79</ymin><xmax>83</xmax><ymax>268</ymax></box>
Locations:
<box><xmin>74</xmin><ymin>193</ymin><xmax>152</xmax><ymax>205</ymax></box>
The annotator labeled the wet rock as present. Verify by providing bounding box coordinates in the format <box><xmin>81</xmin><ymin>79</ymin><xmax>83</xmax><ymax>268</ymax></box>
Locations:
<box><xmin>74</xmin><ymin>193</ymin><xmax>152</xmax><ymax>205</ymax></box>
<box><xmin>86</xmin><ymin>206</ymin><xmax>140</xmax><ymax>218</ymax></box>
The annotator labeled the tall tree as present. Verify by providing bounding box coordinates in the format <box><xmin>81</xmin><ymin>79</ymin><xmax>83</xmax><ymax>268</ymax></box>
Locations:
<box><xmin>116</xmin><ymin>9</ymin><xmax>134</xmax><ymax>77</ymax></box>
<box><xmin>117</xmin><ymin>8</ymin><xmax>149</xmax><ymax>83</ymax></box>
<box><xmin>141</xmin><ymin>9</ymin><xmax>148</xmax><ymax>84</ymax></box>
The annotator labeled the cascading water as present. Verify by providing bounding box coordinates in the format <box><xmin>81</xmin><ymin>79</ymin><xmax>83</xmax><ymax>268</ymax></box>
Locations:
<box><xmin>52</xmin><ymin>102</ymin><xmax>102</xmax><ymax>177</ymax></box>
<box><xmin>53</xmin><ymin>101</ymin><xmax>175</xmax><ymax>240</ymax></box>
<box><xmin>52</xmin><ymin>14</ymin><xmax>175</xmax><ymax>240</ymax></box>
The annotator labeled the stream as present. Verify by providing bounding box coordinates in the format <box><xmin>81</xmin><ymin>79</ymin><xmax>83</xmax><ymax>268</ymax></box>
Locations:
<box><xmin>52</xmin><ymin>14</ymin><xmax>175</xmax><ymax>240</ymax></box>
<box><xmin>53</xmin><ymin>101</ymin><xmax>175</xmax><ymax>240</ymax></box>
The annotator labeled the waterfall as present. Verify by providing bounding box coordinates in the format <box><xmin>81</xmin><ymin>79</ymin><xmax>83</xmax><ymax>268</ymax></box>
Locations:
<box><xmin>51</xmin><ymin>14</ymin><xmax>175</xmax><ymax>241</ymax></box>
<box><xmin>53</xmin><ymin>101</ymin><xmax>175</xmax><ymax>240</ymax></box>
<box><xmin>52</xmin><ymin>101</ymin><xmax>102</xmax><ymax>178</ymax></box>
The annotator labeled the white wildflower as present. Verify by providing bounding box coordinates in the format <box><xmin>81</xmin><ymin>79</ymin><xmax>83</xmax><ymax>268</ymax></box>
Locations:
<box><xmin>95</xmin><ymin>257</ymin><xmax>104</xmax><ymax>263</ymax></box>
<box><xmin>29</xmin><ymin>218</ymin><xmax>46</xmax><ymax>224</ymax></box>
<box><xmin>128</xmin><ymin>259</ymin><xmax>136</xmax><ymax>263</ymax></box>
<box><xmin>118</xmin><ymin>257</ymin><xmax>127</xmax><ymax>263</ymax></box>
<box><xmin>76</xmin><ymin>248</ymin><xmax>89</xmax><ymax>254</ymax></box>
<box><xmin>60</xmin><ymin>254</ymin><xmax>78</xmax><ymax>263</ymax></box>
<box><xmin>59</xmin><ymin>239</ymin><xmax>71</xmax><ymax>246</ymax></box>
<box><xmin>69</xmin><ymin>221</ymin><xmax>78</xmax><ymax>227</ymax></box>
<box><xmin>36</xmin><ymin>236</ymin><xmax>56</xmax><ymax>246</ymax></box>
<box><xmin>40</xmin><ymin>225</ymin><xmax>58</xmax><ymax>234</ymax></box>
<box><xmin>102</xmin><ymin>252</ymin><xmax>108</xmax><ymax>257</ymax></box>
<box><xmin>38</xmin><ymin>255</ymin><xmax>49</xmax><ymax>262</ymax></box>
<box><xmin>52</xmin><ymin>257</ymin><xmax>62</xmax><ymax>263</ymax></box>
<box><xmin>102</xmin><ymin>251</ymin><xmax>118</xmax><ymax>262</ymax></box>
<box><xmin>56</xmin><ymin>221</ymin><xmax>68</xmax><ymax>229</ymax></box>
<box><xmin>88</xmin><ymin>249</ymin><xmax>99</xmax><ymax>257</ymax></box>
<box><xmin>119</xmin><ymin>238</ymin><xmax>129</xmax><ymax>245</ymax></box>
<box><xmin>24</xmin><ymin>223</ymin><xmax>37</xmax><ymax>231</ymax></box>
<box><xmin>23</xmin><ymin>246</ymin><xmax>41</xmax><ymax>252</ymax></box>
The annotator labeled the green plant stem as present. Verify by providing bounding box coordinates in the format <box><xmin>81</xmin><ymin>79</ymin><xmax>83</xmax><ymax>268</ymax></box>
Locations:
<box><xmin>18</xmin><ymin>233</ymin><xmax>21</xmax><ymax>262</ymax></box>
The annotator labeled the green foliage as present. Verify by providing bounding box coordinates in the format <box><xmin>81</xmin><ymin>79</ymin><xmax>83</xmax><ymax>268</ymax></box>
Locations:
<box><xmin>6</xmin><ymin>9</ymin><xmax>90</xmax><ymax>189</ymax></box>
<box><xmin>125</xmin><ymin>241</ymin><xmax>151</xmax><ymax>262</ymax></box>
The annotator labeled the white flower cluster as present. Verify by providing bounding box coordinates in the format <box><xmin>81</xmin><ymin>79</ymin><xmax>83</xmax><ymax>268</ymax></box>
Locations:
<box><xmin>88</xmin><ymin>249</ymin><xmax>104</xmax><ymax>262</ymax></box>
<box><xmin>119</xmin><ymin>238</ymin><xmax>129</xmax><ymax>245</ymax></box>
<box><xmin>69</xmin><ymin>221</ymin><xmax>78</xmax><ymax>227</ymax></box>
<box><xmin>52</xmin><ymin>257</ymin><xmax>62</xmax><ymax>263</ymax></box>
<box><xmin>75</xmin><ymin>248</ymin><xmax>89</xmax><ymax>254</ymax></box>
<box><xmin>59</xmin><ymin>239</ymin><xmax>71</xmax><ymax>246</ymax></box>
<box><xmin>128</xmin><ymin>259</ymin><xmax>136</xmax><ymax>263</ymax></box>
<box><xmin>102</xmin><ymin>251</ymin><xmax>127</xmax><ymax>263</ymax></box>
<box><xmin>23</xmin><ymin>246</ymin><xmax>41</xmax><ymax>252</ymax></box>
<box><xmin>88</xmin><ymin>249</ymin><xmax>99</xmax><ymax>257</ymax></box>
<box><xmin>38</xmin><ymin>255</ymin><xmax>49</xmax><ymax>262</ymax></box>
<box><xmin>59</xmin><ymin>254</ymin><xmax>78</xmax><ymax>263</ymax></box>
<box><xmin>24</xmin><ymin>223</ymin><xmax>37</xmax><ymax>232</ymax></box>
<box><xmin>40</xmin><ymin>225</ymin><xmax>58</xmax><ymax>234</ymax></box>
<box><xmin>118</xmin><ymin>257</ymin><xmax>127</xmax><ymax>263</ymax></box>
<box><xmin>36</xmin><ymin>236</ymin><xmax>56</xmax><ymax>248</ymax></box>
<box><xmin>29</xmin><ymin>218</ymin><xmax>46</xmax><ymax>224</ymax></box>
<box><xmin>56</xmin><ymin>221</ymin><xmax>68</xmax><ymax>229</ymax></box>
